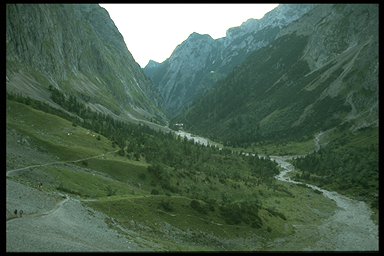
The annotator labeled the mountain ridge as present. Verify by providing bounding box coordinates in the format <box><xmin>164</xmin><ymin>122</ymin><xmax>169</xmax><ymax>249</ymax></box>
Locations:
<box><xmin>144</xmin><ymin>4</ymin><xmax>315</xmax><ymax>117</ymax></box>
<box><xmin>178</xmin><ymin>4</ymin><xmax>378</xmax><ymax>146</ymax></box>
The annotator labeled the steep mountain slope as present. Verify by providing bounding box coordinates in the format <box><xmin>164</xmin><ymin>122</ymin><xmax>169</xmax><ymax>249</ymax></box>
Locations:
<box><xmin>180</xmin><ymin>4</ymin><xmax>378</xmax><ymax>146</ymax></box>
<box><xmin>144</xmin><ymin>33</ymin><xmax>221</xmax><ymax>117</ymax></box>
<box><xmin>144</xmin><ymin>4</ymin><xmax>314</xmax><ymax>117</ymax></box>
<box><xmin>6</xmin><ymin>4</ymin><xmax>166</xmax><ymax>124</ymax></box>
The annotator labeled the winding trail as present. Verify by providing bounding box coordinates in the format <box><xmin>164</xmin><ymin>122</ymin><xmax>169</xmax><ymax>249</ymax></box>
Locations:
<box><xmin>6</xmin><ymin>149</ymin><xmax>119</xmax><ymax>177</ymax></box>
<box><xmin>6</xmin><ymin>195</ymin><xmax>141</xmax><ymax>252</ymax></box>
<box><xmin>270</xmin><ymin>153</ymin><xmax>378</xmax><ymax>251</ymax></box>
<box><xmin>6</xmin><ymin>148</ymin><xmax>145</xmax><ymax>251</ymax></box>
<box><xmin>7</xmin><ymin>193</ymin><xmax>69</xmax><ymax>223</ymax></box>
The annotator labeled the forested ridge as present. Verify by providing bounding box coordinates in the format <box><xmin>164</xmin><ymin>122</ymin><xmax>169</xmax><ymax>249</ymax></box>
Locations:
<box><xmin>292</xmin><ymin>126</ymin><xmax>378</xmax><ymax>211</ymax></box>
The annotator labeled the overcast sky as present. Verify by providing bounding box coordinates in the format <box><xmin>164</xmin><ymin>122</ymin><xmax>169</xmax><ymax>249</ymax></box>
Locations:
<box><xmin>100</xmin><ymin>4</ymin><xmax>279</xmax><ymax>68</ymax></box>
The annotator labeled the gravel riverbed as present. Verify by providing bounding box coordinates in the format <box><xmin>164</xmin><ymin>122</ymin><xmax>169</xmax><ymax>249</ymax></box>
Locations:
<box><xmin>270</xmin><ymin>156</ymin><xmax>378</xmax><ymax>251</ymax></box>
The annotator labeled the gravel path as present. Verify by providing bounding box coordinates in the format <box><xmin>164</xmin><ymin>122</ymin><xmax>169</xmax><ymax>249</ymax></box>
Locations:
<box><xmin>6</xmin><ymin>179</ymin><xmax>60</xmax><ymax>220</ymax></box>
<box><xmin>6</xmin><ymin>179</ymin><xmax>148</xmax><ymax>252</ymax></box>
<box><xmin>270</xmin><ymin>156</ymin><xmax>378</xmax><ymax>251</ymax></box>
<box><xmin>6</xmin><ymin>150</ymin><xmax>119</xmax><ymax>177</ymax></box>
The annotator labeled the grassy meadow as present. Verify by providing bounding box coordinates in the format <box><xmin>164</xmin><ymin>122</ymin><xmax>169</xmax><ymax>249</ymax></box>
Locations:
<box><xmin>7</xmin><ymin>98</ymin><xmax>338</xmax><ymax>250</ymax></box>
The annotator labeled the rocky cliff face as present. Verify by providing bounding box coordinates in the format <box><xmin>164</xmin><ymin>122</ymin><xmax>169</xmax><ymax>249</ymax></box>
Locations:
<box><xmin>144</xmin><ymin>4</ymin><xmax>314</xmax><ymax>117</ymax></box>
<box><xmin>145</xmin><ymin>33</ymin><xmax>221</xmax><ymax>116</ymax></box>
<box><xmin>180</xmin><ymin>4</ymin><xmax>378</xmax><ymax>146</ymax></box>
<box><xmin>6</xmin><ymin>4</ymin><xmax>166</xmax><ymax>124</ymax></box>
<box><xmin>218</xmin><ymin>4</ymin><xmax>314</xmax><ymax>70</ymax></box>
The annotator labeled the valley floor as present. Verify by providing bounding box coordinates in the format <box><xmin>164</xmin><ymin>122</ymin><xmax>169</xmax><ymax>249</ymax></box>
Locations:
<box><xmin>6</xmin><ymin>144</ymin><xmax>378</xmax><ymax>252</ymax></box>
<box><xmin>267</xmin><ymin>156</ymin><xmax>378</xmax><ymax>251</ymax></box>
<box><xmin>5</xmin><ymin>100</ymin><xmax>378</xmax><ymax>252</ymax></box>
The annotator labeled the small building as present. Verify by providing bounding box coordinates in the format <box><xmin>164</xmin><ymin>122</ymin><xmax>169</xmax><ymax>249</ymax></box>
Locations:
<box><xmin>174</xmin><ymin>123</ymin><xmax>184</xmax><ymax>130</ymax></box>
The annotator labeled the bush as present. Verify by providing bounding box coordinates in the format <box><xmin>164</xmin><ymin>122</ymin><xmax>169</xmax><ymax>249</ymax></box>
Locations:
<box><xmin>105</xmin><ymin>185</ymin><xmax>117</xmax><ymax>196</ymax></box>
<box><xmin>138</xmin><ymin>173</ymin><xmax>146</xmax><ymax>180</ymax></box>
<box><xmin>219</xmin><ymin>200</ymin><xmax>262</xmax><ymax>226</ymax></box>
<box><xmin>159</xmin><ymin>200</ymin><xmax>173</xmax><ymax>212</ymax></box>
<box><xmin>57</xmin><ymin>182</ymin><xmax>81</xmax><ymax>196</ymax></box>
<box><xmin>151</xmin><ymin>189</ymin><xmax>159</xmax><ymax>195</ymax></box>
<box><xmin>190</xmin><ymin>199</ymin><xmax>208</xmax><ymax>214</ymax></box>
<box><xmin>147</xmin><ymin>164</ymin><xmax>163</xmax><ymax>175</ymax></box>
<box><xmin>206</xmin><ymin>198</ymin><xmax>217</xmax><ymax>212</ymax></box>
<box><xmin>266</xmin><ymin>207</ymin><xmax>287</xmax><ymax>220</ymax></box>
<box><xmin>118</xmin><ymin>149</ymin><xmax>125</xmax><ymax>156</ymax></box>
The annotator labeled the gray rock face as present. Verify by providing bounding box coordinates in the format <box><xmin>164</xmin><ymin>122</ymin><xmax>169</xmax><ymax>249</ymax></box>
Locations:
<box><xmin>280</xmin><ymin>4</ymin><xmax>379</xmax><ymax>130</ymax></box>
<box><xmin>144</xmin><ymin>4</ymin><xmax>314</xmax><ymax>117</ymax></box>
<box><xmin>154</xmin><ymin>33</ymin><xmax>220</xmax><ymax>115</ymax></box>
<box><xmin>6</xmin><ymin>4</ymin><xmax>166</xmax><ymax>124</ymax></box>
<box><xmin>180</xmin><ymin>4</ymin><xmax>378</xmax><ymax>144</ymax></box>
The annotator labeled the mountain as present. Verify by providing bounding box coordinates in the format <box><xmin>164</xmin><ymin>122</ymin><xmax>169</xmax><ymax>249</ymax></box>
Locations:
<box><xmin>144</xmin><ymin>33</ymin><xmax>221</xmax><ymax>117</ymax></box>
<box><xmin>179</xmin><ymin>4</ymin><xmax>378</xmax><ymax>146</ymax></box>
<box><xmin>6</xmin><ymin>4</ymin><xmax>166</xmax><ymax>124</ymax></box>
<box><xmin>144</xmin><ymin>4</ymin><xmax>314</xmax><ymax>117</ymax></box>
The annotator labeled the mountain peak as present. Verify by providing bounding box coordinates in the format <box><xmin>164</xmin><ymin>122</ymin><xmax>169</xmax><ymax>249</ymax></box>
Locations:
<box><xmin>187</xmin><ymin>32</ymin><xmax>214</xmax><ymax>41</ymax></box>
<box><xmin>145</xmin><ymin>4</ymin><xmax>315</xmax><ymax>117</ymax></box>
<box><xmin>145</xmin><ymin>59</ymin><xmax>160</xmax><ymax>69</ymax></box>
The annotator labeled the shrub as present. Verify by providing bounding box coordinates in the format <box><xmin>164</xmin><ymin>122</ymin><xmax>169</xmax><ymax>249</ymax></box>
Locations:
<box><xmin>159</xmin><ymin>200</ymin><xmax>173</xmax><ymax>212</ymax></box>
<box><xmin>266</xmin><ymin>207</ymin><xmax>287</xmax><ymax>220</ymax></box>
<box><xmin>219</xmin><ymin>200</ymin><xmax>262</xmax><ymax>226</ymax></box>
<box><xmin>118</xmin><ymin>149</ymin><xmax>125</xmax><ymax>156</ymax></box>
<box><xmin>190</xmin><ymin>199</ymin><xmax>208</xmax><ymax>214</ymax></box>
<box><xmin>105</xmin><ymin>185</ymin><xmax>117</xmax><ymax>196</ymax></box>
<box><xmin>151</xmin><ymin>189</ymin><xmax>159</xmax><ymax>195</ymax></box>
<box><xmin>138</xmin><ymin>173</ymin><xmax>146</xmax><ymax>180</ymax></box>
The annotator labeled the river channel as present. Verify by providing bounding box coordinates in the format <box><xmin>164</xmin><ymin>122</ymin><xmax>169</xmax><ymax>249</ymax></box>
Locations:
<box><xmin>177</xmin><ymin>129</ymin><xmax>378</xmax><ymax>251</ymax></box>
<box><xmin>270</xmin><ymin>155</ymin><xmax>378</xmax><ymax>251</ymax></box>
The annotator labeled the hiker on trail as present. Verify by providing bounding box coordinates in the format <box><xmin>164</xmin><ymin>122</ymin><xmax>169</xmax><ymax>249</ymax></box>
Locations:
<box><xmin>19</xmin><ymin>210</ymin><xmax>23</xmax><ymax>217</ymax></box>
<box><xmin>14</xmin><ymin>209</ymin><xmax>17</xmax><ymax>216</ymax></box>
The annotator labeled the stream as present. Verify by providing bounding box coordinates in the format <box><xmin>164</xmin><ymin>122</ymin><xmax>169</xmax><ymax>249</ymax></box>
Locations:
<box><xmin>178</xmin><ymin>129</ymin><xmax>378</xmax><ymax>251</ymax></box>
<box><xmin>270</xmin><ymin>155</ymin><xmax>378</xmax><ymax>251</ymax></box>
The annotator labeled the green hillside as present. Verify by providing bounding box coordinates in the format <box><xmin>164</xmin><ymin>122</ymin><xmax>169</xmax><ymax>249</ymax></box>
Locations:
<box><xmin>291</xmin><ymin>126</ymin><xmax>378</xmax><ymax>223</ymax></box>
<box><xmin>6</xmin><ymin>98</ymin><xmax>337</xmax><ymax>250</ymax></box>
<box><xmin>6</xmin><ymin>4</ymin><xmax>166</xmax><ymax>124</ymax></box>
